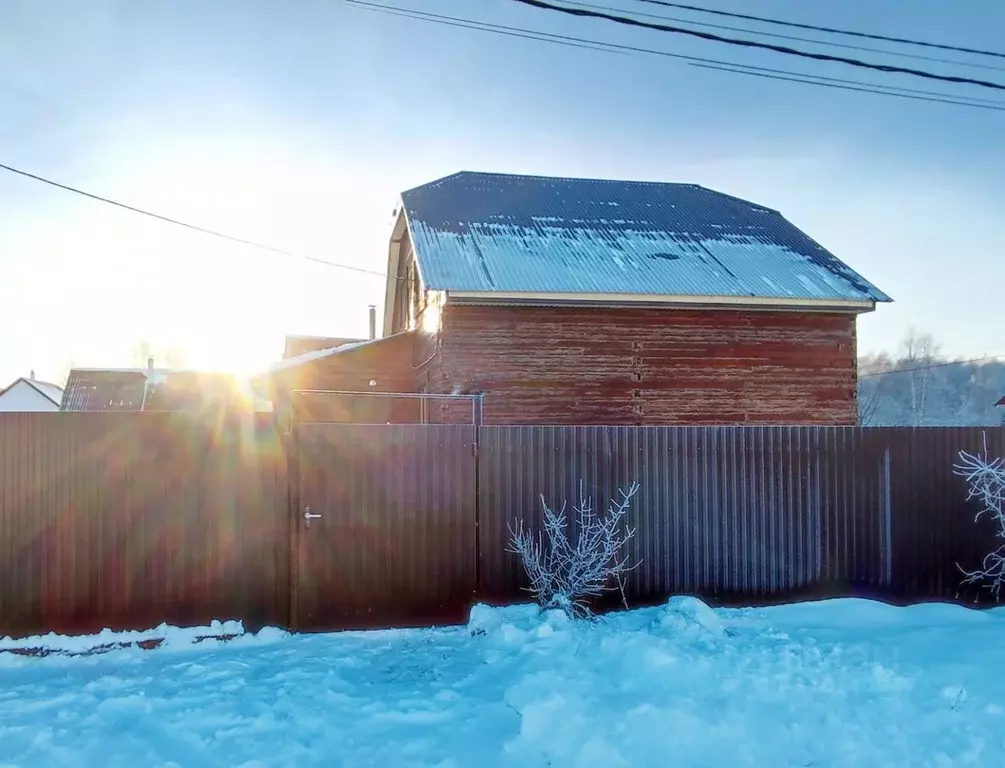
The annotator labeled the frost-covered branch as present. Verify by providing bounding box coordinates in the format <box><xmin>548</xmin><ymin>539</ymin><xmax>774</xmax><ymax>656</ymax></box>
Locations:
<box><xmin>954</xmin><ymin>433</ymin><xmax>1005</xmax><ymax>597</ymax></box>
<box><xmin>507</xmin><ymin>481</ymin><xmax>641</xmax><ymax>618</ymax></box>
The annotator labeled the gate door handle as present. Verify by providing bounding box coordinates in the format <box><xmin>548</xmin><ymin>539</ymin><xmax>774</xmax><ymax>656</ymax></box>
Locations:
<box><xmin>304</xmin><ymin>508</ymin><xmax>322</xmax><ymax>527</ymax></box>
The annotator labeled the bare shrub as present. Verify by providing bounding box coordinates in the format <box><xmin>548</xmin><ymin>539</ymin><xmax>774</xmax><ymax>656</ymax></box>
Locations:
<box><xmin>954</xmin><ymin>433</ymin><xmax>1005</xmax><ymax>597</ymax></box>
<box><xmin>507</xmin><ymin>481</ymin><xmax>641</xmax><ymax>618</ymax></box>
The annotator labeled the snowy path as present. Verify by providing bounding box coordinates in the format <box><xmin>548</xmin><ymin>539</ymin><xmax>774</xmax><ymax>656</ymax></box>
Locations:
<box><xmin>0</xmin><ymin>599</ymin><xmax>1003</xmax><ymax>767</ymax></box>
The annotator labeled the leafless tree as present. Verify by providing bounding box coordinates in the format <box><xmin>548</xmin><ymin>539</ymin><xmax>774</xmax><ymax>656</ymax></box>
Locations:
<box><xmin>858</xmin><ymin>375</ymin><xmax>886</xmax><ymax>427</ymax></box>
<box><xmin>954</xmin><ymin>433</ymin><xmax>1005</xmax><ymax>596</ymax></box>
<box><xmin>507</xmin><ymin>481</ymin><xmax>641</xmax><ymax>618</ymax></box>
<box><xmin>900</xmin><ymin>329</ymin><xmax>941</xmax><ymax>426</ymax></box>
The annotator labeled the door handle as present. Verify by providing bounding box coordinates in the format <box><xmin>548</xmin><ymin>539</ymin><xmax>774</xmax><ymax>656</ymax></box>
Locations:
<box><xmin>304</xmin><ymin>508</ymin><xmax>322</xmax><ymax>527</ymax></box>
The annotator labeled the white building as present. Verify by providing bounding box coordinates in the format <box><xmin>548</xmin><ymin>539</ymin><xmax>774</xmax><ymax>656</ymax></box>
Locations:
<box><xmin>0</xmin><ymin>372</ymin><xmax>64</xmax><ymax>412</ymax></box>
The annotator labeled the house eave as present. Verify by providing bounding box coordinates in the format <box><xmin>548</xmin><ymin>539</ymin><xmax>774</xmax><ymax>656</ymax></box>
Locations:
<box><xmin>443</xmin><ymin>290</ymin><xmax>877</xmax><ymax>314</ymax></box>
<box><xmin>382</xmin><ymin>207</ymin><xmax>409</xmax><ymax>337</ymax></box>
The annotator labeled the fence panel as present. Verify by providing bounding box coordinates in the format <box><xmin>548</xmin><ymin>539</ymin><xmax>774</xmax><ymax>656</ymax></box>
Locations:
<box><xmin>882</xmin><ymin>427</ymin><xmax>1005</xmax><ymax>604</ymax></box>
<box><xmin>478</xmin><ymin>426</ymin><xmax>893</xmax><ymax>607</ymax></box>
<box><xmin>0</xmin><ymin>412</ymin><xmax>289</xmax><ymax>637</ymax></box>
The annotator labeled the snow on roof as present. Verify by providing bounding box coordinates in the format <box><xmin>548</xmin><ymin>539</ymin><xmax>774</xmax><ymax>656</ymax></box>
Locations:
<box><xmin>27</xmin><ymin>379</ymin><xmax>64</xmax><ymax>406</ymax></box>
<box><xmin>264</xmin><ymin>335</ymin><xmax>400</xmax><ymax>375</ymax></box>
<box><xmin>399</xmin><ymin>171</ymin><xmax>891</xmax><ymax>304</ymax></box>
<box><xmin>0</xmin><ymin>377</ymin><xmax>64</xmax><ymax>407</ymax></box>
<box><xmin>266</xmin><ymin>340</ymin><xmax>369</xmax><ymax>374</ymax></box>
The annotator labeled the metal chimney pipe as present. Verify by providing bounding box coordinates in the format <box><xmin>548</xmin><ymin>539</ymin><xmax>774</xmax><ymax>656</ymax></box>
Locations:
<box><xmin>368</xmin><ymin>305</ymin><xmax>377</xmax><ymax>340</ymax></box>
<box><xmin>147</xmin><ymin>356</ymin><xmax>154</xmax><ymax>372</ymax></box>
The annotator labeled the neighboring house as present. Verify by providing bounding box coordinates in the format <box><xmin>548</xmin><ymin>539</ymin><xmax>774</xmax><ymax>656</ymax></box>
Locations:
<box><xmin>256</xmin><ymin>331</ymin><xmax>418</xmax><ymax>424</ymax></box>
<box><xmin>61</xmin><ymin>363</ymin><xmax>248</xmax><ymax>412</ymax></box>
<box><xmin>0</xmin><ymin>372</ymin><xmax>64</xmax><ymax>412</ymax></box>
<box><xmin>258</xmin><ymin>171</ymin><xmax>891</xmax><ymax>426</ymax></box>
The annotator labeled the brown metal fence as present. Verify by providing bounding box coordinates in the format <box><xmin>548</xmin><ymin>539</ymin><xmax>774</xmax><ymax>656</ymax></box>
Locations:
<box><xmin>0</xmin><ymin>412</ymin><xmax>289</xmax><ymax>637</ymax></box>
<box><xmin>477</xmin><ymin>426</ymin><xmax>1005</xmax><ymax>607</ymax></box>
<box><xmin>0</xmin><ymin>415</ymin><xmax>1002</xmax><ymax>638</ymax></box>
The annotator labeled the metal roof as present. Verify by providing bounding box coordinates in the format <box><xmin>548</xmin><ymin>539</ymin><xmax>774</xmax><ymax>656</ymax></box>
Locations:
<box><xmin>400</xmin><ymin>172</ymin><xmax>890</xmax><ymax>304</ymax></box>
<box><xmin>263</xmin><ymin>332</ymin><xmax>414</xmax><ymax>376</ymax></box>
<box><xmin>60</xmin><ymin>369</ymin><xmax>245</xmax><ymax>412</ymax></box>
<box><xmin>0</xmin><ymin>377</ymin><xmax>63</xmax><ymax>407</ymax></box>
<box><xmin>61</xmin><ymin>370</ymin><xmax>147</xmax><ymax>412</ymax></box>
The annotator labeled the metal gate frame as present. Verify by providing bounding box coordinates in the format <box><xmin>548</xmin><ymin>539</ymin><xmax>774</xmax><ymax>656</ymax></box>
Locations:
<box><xmin>286</xmin><ymin>391</ymin><xmax>483</xmax><ymax>631</ymax></box>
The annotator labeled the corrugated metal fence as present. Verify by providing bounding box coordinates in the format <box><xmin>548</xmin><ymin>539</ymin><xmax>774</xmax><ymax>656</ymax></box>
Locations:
<box><xmin>0</xmin><ymin>412</ymin><xmax>289</xmax><ymax>637</ymax></box>
<box><xmin>0</xmin><ymin>414</ymin><xmax>1002</xmax><ymax>637</ymax></box>
<box><xmin>477</xmin><ymin>426</ymin><xmax>1003</xmax><ymax>607</ymax></box>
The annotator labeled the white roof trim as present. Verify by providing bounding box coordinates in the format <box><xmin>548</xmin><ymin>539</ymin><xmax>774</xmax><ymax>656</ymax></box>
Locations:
<box><xmin>383</xmin><ymin>208</ymin><xmax>409</xmax><ymax>337</ymax></box>
<box><xmin>444</xmin><ymin>290</ymin><xmax>875</xmax><ymax>313</ymax></box>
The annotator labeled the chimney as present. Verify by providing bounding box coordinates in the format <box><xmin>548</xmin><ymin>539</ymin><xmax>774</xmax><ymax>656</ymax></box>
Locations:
<box><xmin>147</xmin><ymin>356</ymin><xmax>154</xmax><ymax>373</ymax></box>
<box><xmin>30</xmin><ymin>369</ymin><xmax>35</xmax><ymax>381</ymax></box>
<box><xmin>368</xmin><ymin>305</ymin><xmax>377</xmax><ymax>340</ymax></box>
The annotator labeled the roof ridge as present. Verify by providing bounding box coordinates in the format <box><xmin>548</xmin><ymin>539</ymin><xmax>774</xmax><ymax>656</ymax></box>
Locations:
<box><xmin>409</xmin><ymin>169</ymin><xmax>701</xmax><ymax>189</ymax></box>
<box><xmin>23</xmin><ymin>378</ymin><xmax>63</xmax><ymax>406</ymax></box>
<box><xmin>0</xmin><ymin>377</ymin><xmax>63</xmax><ymax>406</ymax></box>
<box><xmin>403</xmin><ymin>171</ymin><xmax>779</xmax><ymax>214</ymax></box>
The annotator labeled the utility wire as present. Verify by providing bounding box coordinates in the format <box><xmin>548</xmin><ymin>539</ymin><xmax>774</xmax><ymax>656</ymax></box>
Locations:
<box><xmin>631</xmin><ymin>0</ymin><xmax>1005</xmax><ymax>61</ymax></box>
<box><xmin>509</xmin><ymin>0</ymin><xmax>1005</xmax><ymax>91</ymax></box>
<box><xmin>350</xmin><ymin>0</ymin><xmax>629</xmax><ymax>54</ymax></box>
<box><xmin>0</xmin><ymin>161</ymin><xmax>395</xmax><ymax>280</ymax></box>
<box><xmin>566</xmin><ymin>1</ymin><xmax>1005</xmax><ymax>73</ymax></box>
<box><xmin>860</xmin><ymin>355</ymin><xmax>1005</xmax><ymax>379</ymax></box>
<box><xmin>345</xmin><ymin>1</ymin><xmax>1005</xmax><ymax>112</ymax></box>
<box><xmin>690</xmin><ymin>63</ymin><xmax>1005</xmax><ymax>112</ymax></box>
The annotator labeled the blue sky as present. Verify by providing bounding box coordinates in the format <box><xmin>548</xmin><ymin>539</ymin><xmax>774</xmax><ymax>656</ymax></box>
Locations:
<box><xmin>2</xmin><ymin>0</ymin><xmax>1004</xmax><ymax>384</ymax></box>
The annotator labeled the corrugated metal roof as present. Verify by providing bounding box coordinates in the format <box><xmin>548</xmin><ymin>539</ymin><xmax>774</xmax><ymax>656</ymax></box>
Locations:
<box><xmin>60</xmin><ymin>369</ymin><xmax>245</xmax><ymax>411</ymax></box>
<box><xmin>400</xmin><ymin>172</ymin><xmax>890</xmax><ymax>304</ymax></box>
<box><xmin>60</xmin><ymin>370</ymin><xmax>147</xmax><ymax>412</ymax></box>
<box><xmin>284</xmin><ymin>335</ymin><xmax>366</xmax><ymax>360</ymax></box>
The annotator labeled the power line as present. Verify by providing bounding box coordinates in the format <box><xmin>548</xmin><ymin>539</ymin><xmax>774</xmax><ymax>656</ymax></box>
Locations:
<box><xmin>691</xmin><ymin>63</ymin><xmax>1005</xmax><ymax>112</ymax></box>
<box><xmin>0</xmin><ymin>161</ymin><xmax>394</xmax><ymax>280</ymax></box>
<box><xmin>345</xmin><ymin>1</ymin><xmax>1005</xmax><ymax>112</ymax></box>
<box><xmin>631</xmin><ymin>0</ymin><xmax>1005</xmax><ymax>61</ymax></box>
<box><xmin>508</xmin><ymin>0</ymin><xmax>1005</xmax><ymax>92</ymax></box>
<box><xmin>350</xmin><ymin>0</ymin><xmax>628</xmax><ymax>54</ymax></box>
<box><xmin>566</xmin><ymin>1</ymin><xmax>1005</xmax><ymax>73</ymax></box>
<box><xmin>860</xmin><ymin>355</ymin><xmax>1005</xmax><ymax>379</ymax></box>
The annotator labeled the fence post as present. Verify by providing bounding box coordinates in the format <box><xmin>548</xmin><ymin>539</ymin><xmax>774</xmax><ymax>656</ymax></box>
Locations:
<box><xmin>473</xmin><ymin>395</ymin><xmax>483</xmax><ymax>605</ymax></box>
<box><xmin>285</xmin><ymin>396</ymin><xmax>302</xmax><ymax>632</ymax></box>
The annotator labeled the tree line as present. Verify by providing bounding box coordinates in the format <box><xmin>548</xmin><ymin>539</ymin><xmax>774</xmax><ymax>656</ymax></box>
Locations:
<box><xmin>858</xmin><ymin>331</ymin><xmax>1005</xmax><ymax>426</ymax></box>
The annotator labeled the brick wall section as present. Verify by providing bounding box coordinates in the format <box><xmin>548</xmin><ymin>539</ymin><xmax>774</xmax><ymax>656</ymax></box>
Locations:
<box><xmin>271</xmin><ymin>333</ymin><xmax>420</xmax><ymax>423</ymax></box>
<box><xmin>433</xmin><ymin>304</ymin><xmax>859</xmax><ymax>425</ymax></box>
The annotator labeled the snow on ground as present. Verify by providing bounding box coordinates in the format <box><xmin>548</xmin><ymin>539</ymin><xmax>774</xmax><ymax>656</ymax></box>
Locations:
<box><xmin>1</xmin><ymin>598</ymin><xmax>1004</xmax><ymax>767</ymax></box>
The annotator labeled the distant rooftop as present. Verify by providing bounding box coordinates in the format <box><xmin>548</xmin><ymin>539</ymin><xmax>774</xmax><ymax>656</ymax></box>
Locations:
<box><xmin>0</xmin><ymin>376</ymin><xmax>64</xmax><ymax>407</ymax></box>
<box><xmin>60</xmin><ymin>368</ymin><xmax>250</xmax><ymax>412</ymax></box>
<box><xmin>399</xmin><ymin>171</ymin><xmax>890</xmax><ymax>305</ymax></box>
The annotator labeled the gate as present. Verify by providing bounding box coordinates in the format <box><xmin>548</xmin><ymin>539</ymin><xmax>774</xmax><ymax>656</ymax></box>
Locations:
<box><xmin>292</xmin><ymin>422</ymin><xmax>478</xmax><ymax>631</ymax></box>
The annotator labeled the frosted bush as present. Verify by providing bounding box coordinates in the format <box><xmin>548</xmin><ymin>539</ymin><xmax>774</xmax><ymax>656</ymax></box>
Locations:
<box><xmin>507</xmin><ymin>481</ymin><xmax>641</xmax><ymax>618</ymax></box>
<box><xmin>954</xmin><ymin>433</ymin><xmax>1005</xmax><ymax>597</ymax></box>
